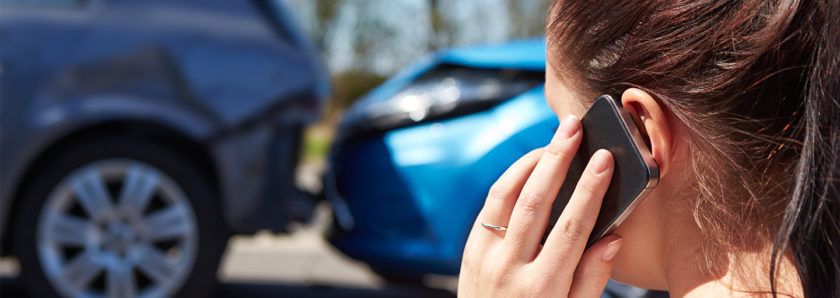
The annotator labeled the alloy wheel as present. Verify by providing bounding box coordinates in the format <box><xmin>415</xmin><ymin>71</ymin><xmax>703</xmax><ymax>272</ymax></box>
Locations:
<box><xmin>36</xmin><ymin>159</ymin><xmax>198</xmax><ymax>298</ymax></box>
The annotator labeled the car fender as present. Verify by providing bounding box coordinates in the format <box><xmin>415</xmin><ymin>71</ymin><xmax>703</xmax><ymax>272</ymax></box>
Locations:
<box><xmin>0</xmin><ymin>93</ymin><xmax>220</xmax><ymax>254</ymax></box>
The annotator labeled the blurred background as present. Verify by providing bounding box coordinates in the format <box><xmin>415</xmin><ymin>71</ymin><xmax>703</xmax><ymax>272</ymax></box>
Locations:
<box><xmin>284</xmin><ymin>0</ymin><xmax>551</xmax><ymax>161</ymax></box>
<box><xmin>0</xmin><ymin>0</ymin><xmax>662</xmax><ymax>297</ymax></box>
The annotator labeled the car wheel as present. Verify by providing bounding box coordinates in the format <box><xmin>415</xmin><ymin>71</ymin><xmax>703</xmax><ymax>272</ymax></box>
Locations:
<box><xmin>12</xmin><ymin>137</ymin><xmax>227</xmax><ymax>298</ymax></box>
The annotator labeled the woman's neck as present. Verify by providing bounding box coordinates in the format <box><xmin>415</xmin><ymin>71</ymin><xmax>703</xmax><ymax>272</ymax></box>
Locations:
<box><xmin>664</xmin><ymin>240</ymin><xmax>803</xmax><ymax>297</ymax></box>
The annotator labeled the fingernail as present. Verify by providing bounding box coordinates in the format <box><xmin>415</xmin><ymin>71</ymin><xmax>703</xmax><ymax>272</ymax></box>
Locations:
<box><xmin>591</xmin><ymin>149</ymin><xmax>612</xmax><ymax>174</ymax></box>
<box><xmin>558</xmin><ymin>114</ymin><xmax>581</xmax><ymax>138</ymax></box>
<box><xmin>602</xmin><ymin>238</ymin><xmax>623</xmax><ymax>262</ymax></box>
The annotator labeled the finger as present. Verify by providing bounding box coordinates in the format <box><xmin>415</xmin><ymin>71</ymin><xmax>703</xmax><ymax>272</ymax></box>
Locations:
<box><xmin>568</xmin><ymin>234</ymin><xmax>623</xmax><ymax>298</ymax></box>
<box><xmin>475</xmin><ymin>148</ymin><xmax>544</xmax><ymax>238</ymax></box>
<box><xmin>539</xmin><ymin>149</ymin><xmax>614</xmax><ymax>272</ymax></box>
<box><xmin>503</xmin><ymin>115</ymin><xmax>582</xmax><ymax>261</ymax></box>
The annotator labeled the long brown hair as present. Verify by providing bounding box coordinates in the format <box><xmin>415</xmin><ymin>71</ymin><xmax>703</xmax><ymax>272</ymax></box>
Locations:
<box><xmin>546</xmin><ymin>0</ymin><xmax>839</xmax><ymax>296</ymax></box>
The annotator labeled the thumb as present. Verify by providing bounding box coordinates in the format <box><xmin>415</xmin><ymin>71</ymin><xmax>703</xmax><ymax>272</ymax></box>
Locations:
<box><xmin>568</xmin><ymin>234</ymin><xmax>623</xmax><ymax>298</ymax></box>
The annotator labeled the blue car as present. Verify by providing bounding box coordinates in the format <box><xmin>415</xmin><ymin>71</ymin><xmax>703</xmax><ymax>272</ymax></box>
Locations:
<box><xmin>325</xmin><ymin>39</ymin><xmax>661</xmax><ymax>298</ymax></box>
<box><xmin>325</xmin><ymin>39</ymin><xmax>553</xmax><ymax>277</ymax></box>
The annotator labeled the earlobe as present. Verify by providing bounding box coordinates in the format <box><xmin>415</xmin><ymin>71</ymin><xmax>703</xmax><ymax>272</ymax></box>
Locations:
<box><xmin>620</xmin><ymin>88</ymin><xmax>672</xmax><ymax>176</ymax></box>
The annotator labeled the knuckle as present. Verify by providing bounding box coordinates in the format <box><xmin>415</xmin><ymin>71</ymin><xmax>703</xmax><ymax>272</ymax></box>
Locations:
<box><xmin>517</xmin><ymin>192</ymin><xmax>549</xmax><ymax>215</ymax></box>
<box><xmin>486</xmin><ymin>182</ymin><xmax>508</xmax><ymax>202</ymax></box>
<box><xmin>528</xmin><ymin>147</ymin><xmax>545</xmax><ymax>155</ymax></box>
<box><xmin>524</xmin><ymin>272</ymin><xmax>560</xmax><ymax>297</ymax></box>
<box><xmin>462</xmin><ymin>241</ymin><xmax>486</xmax><ymax>267</ymax></box>
<box><xmin>542</xmin><ymin>142</ymin><xmax>568</xmax><ymax>160</ymax></box>
<box><xmin>573</xmin><ymin>263</ymin><xmax>611</xmax><ymax>286</ymax></box>
<box><xmin>580</xmin><ymin>265</ymin><xmax>611</xmax><ymax>280</ymax></box>
<box><xmin>543</xmin><ymin>140</ymin><xmax>571</xmax><ymax>159</ymax></box>
<box><xmin>556</xmin><ymin>218</ymin><xmax>588</xmax><ymax>241</ymax></box>
<box><xmin>488</xmin><ymin>265</ymin><xmax>511</xmax><ymax>288</ymax></box>
<box><xmin>528</xmin><ymin>277</ymin><xmax>549</xmax><ymax>293</ymax></box>
<box><xmin>576</xmin><ymin>177</ymin><xmax>600</xmax><ymax>198</ymax></box>
<box><xmin>521</xmin><ymin>148</ymin><xmax>544</xmax><ymax>160</ymax></box>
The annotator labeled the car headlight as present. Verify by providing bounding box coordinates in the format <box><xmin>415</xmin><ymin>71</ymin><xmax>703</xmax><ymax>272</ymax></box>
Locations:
<box><xmin>342</xmin><ymin>64</ymin><xmax>544</xmax><ymax>137</ymax></box>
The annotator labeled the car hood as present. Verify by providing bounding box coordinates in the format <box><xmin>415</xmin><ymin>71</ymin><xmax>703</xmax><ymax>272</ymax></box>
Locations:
<box><xmin>338</xmin><ymin>38</ymin><xmax>546</xmax><ymax>138</ymax></box>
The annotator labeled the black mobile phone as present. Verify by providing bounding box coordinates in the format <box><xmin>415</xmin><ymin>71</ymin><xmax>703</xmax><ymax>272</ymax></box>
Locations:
<box><xmin>543</xmin><ymin>95</ymin><xmax>659</xmax><ymax>248</ymax></box>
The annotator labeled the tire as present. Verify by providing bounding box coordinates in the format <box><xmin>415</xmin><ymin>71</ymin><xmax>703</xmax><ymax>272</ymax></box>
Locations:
<box><xmin>12</xmin><ymin>136</ymin><xmax>228</xmax><ymax>298</ymax></box>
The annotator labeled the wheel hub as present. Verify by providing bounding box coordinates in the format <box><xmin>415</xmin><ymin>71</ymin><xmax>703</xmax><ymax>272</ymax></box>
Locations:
<box><xmin>100</xmin><ymin>218</ymin><xmax>138</xmax><ymax>256</ymax></box>
<box><xmin>36</xmin><ymin>160</ymin><xmax>198</xmax><ymax>298</ymax></box>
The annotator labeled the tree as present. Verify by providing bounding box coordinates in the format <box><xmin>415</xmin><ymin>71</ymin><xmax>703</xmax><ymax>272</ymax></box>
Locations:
<box><xmin>313</xmin><ymin>0</ymin><xmax>344</xmax><ymax>51</ymax></box>
<box><xmin>507</xmin><ymin>0</ymin><xmax>553</xmax><ymax>38</ymax></box>
<box><xmin>427</xmin><ymin>0</ymin><xmax>456</xmax><ymax>51</ymax></box>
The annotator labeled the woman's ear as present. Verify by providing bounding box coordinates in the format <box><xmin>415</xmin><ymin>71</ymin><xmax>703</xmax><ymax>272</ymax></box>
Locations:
<box><xmin>620</xmin><ymin>88</ymin><xmax>673</xmax><ymax>176</ymax></box>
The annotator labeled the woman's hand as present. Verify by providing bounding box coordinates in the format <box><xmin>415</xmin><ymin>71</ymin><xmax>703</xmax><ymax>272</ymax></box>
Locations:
<box><xmin>458</xmin><ymin>115</ymin><xmax>622</xmax><ymax>298</ymax></box>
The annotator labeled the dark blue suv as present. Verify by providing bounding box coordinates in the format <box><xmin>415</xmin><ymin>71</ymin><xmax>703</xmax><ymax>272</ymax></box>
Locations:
<box><xmin>0</xmin><ymin>0</ymin><xmax>327</xmax><ymax>297</ymax></box>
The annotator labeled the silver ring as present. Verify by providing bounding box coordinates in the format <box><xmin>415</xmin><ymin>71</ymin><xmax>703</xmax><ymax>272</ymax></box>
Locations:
<box><xmin>481</xmin><ymin>222</ymin><xmax>508</xmax><ymax>231</ymax></box>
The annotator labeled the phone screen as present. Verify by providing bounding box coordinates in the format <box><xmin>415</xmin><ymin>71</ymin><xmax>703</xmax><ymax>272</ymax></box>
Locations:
<box><xmin>543</xmin><ymin>95</ymin><xmax>659</xmax><ymax>248</ymax></box>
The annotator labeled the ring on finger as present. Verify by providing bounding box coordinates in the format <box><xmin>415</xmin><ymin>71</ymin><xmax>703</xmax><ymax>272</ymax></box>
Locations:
<box><xmin>481</xmin><ymin>222</ymin><xmax>508</xmax><ymax>231</ymax></box>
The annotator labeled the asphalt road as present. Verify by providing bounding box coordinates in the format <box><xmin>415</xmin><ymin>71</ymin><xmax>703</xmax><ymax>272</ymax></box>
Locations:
<box><xmin>0</xmin><ymin>278</ymin><xmax>454</xmax><ymax>298</ymax></box>
<box><xmin>0</xmin><ymin>205</ymin><xmax>456</xmax><ymax>297</ymax></box>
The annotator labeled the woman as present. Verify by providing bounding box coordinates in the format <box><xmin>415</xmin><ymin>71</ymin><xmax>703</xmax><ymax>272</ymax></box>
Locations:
<box><xmin>458</xmin><ymin>1</ymin><xmax>838</xmax><ymax>297</ymax></box>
